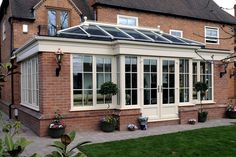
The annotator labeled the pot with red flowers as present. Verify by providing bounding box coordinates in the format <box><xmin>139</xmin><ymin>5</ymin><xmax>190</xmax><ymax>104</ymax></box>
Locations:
<box><xmin>48</xmin><ymin>110</ymin><xmax>66</xmax><ymax>138</ymax></box>
<box><xmin>226</xmin><ymin>105</ymin><xmax>236</xmax><ymax>119</ymax></box>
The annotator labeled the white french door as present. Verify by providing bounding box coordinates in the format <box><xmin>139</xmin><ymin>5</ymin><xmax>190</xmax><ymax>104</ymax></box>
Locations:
<box><xmin>160</xmin><ymin>58</ymin><xmax>178</xmax><ymax>119</ymax></box>
<box><xmin>141</xmin><ymin>58</ymin><xmax>178</xmax><ymax>121</ymax></box>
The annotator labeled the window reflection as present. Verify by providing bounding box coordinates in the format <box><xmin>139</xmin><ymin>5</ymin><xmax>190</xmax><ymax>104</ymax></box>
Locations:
<box><xmin>125</xmin><ymin>57</ymin><xmax>137</xmax><ymax>105</ymax></box>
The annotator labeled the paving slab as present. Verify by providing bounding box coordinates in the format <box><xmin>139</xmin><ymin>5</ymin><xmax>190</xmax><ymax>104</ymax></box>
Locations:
<box><xmin>1</xmin><ymin>111</ymin><xmax>236</xmax><ymax>156</ymax></box>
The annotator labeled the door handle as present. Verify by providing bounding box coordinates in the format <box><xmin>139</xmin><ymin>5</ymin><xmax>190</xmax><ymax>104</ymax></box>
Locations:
<box><xmin>158</xmin><ymin>85</ymin><xmax>160</xmax><ymax>92</ymax></box>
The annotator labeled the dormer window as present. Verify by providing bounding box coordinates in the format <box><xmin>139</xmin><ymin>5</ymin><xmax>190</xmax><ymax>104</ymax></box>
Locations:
<box><xmin>117</xmin><ymin>15</ymin><xmax>138</xmax><ymax>27</ymax></box>
<box><xmin>48</xmin><ymin>9</ymin><xmax>69</xmax><ymax>36</ymax></box>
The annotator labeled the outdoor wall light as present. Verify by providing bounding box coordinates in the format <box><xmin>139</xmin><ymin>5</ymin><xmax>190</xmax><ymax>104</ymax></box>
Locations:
<box><xmin>55</xmin><ymin>48</ymin><xmax>64</xmax><ymax>77</ymax></box>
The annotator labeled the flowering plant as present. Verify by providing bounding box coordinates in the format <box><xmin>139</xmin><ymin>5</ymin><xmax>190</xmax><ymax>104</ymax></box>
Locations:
<box><xmin>188</xmin><ymin>119</ymin><xmax>197</xmax><ymax>125</ymax></box>
<box><xmin>49</xmin><ymin>111</ymin><xmax>65</xmax><ymax>129</ymax></box>
<box><xmin>127</xmin><ymin>124</ymin><xmax>138</xmax><ymax>131</ymax></box>
<box><xmin>226</xmin><ymin>105</ymin><xmax>236</xmax><ymax>112</ymax></box>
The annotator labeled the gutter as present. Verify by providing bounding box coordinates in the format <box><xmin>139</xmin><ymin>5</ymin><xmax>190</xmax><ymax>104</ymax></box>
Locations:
<box><xmin>8</xmin><ymin>16</ymin><xmax>14</xmax><ymax>119</ymax></box>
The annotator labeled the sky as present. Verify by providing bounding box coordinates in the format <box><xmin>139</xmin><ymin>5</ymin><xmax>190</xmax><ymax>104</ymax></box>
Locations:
<box><xmin>0</xmin><ymin>0</ymin><xmax>235</xmax><ymax>15</ymax></box>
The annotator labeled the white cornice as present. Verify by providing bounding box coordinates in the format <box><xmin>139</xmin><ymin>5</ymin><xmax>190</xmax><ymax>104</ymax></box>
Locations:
<box><xmin>14</xmin><ymin>36</ymin><xmax>232</xmax><ymax>62</ymax></box>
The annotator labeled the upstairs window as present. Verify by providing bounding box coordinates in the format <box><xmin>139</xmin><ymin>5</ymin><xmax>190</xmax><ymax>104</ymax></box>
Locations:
<box><xmin>205</xmin><ymin>27</ymin><xmax>219</xmax><ymax>44</ymax></box>
<box><xmin>48</xmin><ymin>9</ymin><xmax>69</xmax><ymax>36</ymax></box>
<box><xmin>2</xmin><ymin>20</ymin><xmax>6</xmax><ymax>41</ymax></box>
<box><xmin>117</xmin><ymin>15</ymin><xmax>138</xmax><ymax>26</ymax></box>
<box><xmin>170</xmin><ymin>30</ymin><xmax>183</xmax><ymax>38</ymax></box>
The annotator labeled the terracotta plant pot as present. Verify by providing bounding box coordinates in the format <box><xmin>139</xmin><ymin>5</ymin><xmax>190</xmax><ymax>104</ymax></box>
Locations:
<box><xmin>48</xmin><ymin>127</ymin><xmax>65</xmax><ymax>138</ymax></box>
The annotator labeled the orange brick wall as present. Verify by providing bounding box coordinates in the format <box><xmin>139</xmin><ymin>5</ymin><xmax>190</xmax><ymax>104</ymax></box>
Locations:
<box><xmin>13</xmin><ymin>0</ymin><xmax>82</xmax><ymax>49</ymax></box>
<box><xmin>96</xmin><ymin>6</ymin><xmax>235</xmax><ymax>51</ymax></box>
<box><xmin>0</xmin><ymin>5</ymin><xmax>12</xmax><ymax>106</ymax></box>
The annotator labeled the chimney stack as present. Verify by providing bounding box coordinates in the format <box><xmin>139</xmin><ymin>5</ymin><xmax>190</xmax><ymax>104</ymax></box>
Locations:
<box><xmin>234</xmin><ymin>4</ymin><xmax>236</xmax><ymax>17</ymax></box>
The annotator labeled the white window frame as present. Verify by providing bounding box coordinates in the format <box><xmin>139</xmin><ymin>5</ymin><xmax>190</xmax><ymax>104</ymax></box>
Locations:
<box><xmin>21</xmin><ymin>56</ymin><xmax>39</xmax><ymax>111</ymax></box>
<box><xmin>205</xmin><ymin>26</ymin><xmax>219</xmax><ymax>44</ymax></box>
<box><xmin>71</xmin><ymin>55</ymin><xmax>117</xmax><ymax>111</ymax></box>
<box><xmin>117</xmin><ymin>15</ymin><xmax>138</xmax><ymax>27</ymax></box>
<box><xmin>179</xmin><ymin>59</ymin><xmax>191</xmax><ymax>104</ymax></box>
<box><xmin>170</xmin><ymin>29</ymin><xmax>183</xmax><ymax>38</ymax></box>
<box><xmin>125</xmin><ymin>56</ymin><xmax>138</xmax><ymax>106</ymax></box>
<box><xmin>96</xmin><ymin>56</ymin><xmax>113</xmax><ymax>105</ymax></box>
<box><xmin>22</xmin><ymin>24</ymin><xmax>28</xmax><ymax>33</ymax></box>
<box><xmin>2</xmin><ymin>19</ymin><xmax>6</xmax><ymax>41</ymax></box>
<box><xmin>192</xmin><ymin>60</ymin><xmax>214</xmax><ymax>104</ymax></box>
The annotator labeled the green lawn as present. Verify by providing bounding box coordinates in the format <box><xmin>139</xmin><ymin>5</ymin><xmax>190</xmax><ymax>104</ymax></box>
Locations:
<box><xmin>82</xmin><ymin>125</ymin><xmax>236</xmax><ymax>157</ymax></box>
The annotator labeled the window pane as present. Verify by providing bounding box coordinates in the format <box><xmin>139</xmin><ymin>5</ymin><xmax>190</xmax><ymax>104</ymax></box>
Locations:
<box><xmin>144</xmin><ymin>89</ymin><xmax>150</xmax><ymax>105</ymax></box>
<box><xmin>163</xmin><ymin>74</ymin><xmax>168</xmax><ymax>88</ymax></box>
<box><xmin>84</xmin><ymin>73</ymin><xmax>92</xmax><ymax>89</ymax></box>
<box><xmin>151</xmin><ymin>74</ymin><xmax>157</xmax><ymax>88</ymax></box>
<box><xmin>81</xmin><ymin>25</ymin><xmax>109</xmax><ymax>37</ymax></box>
<box><xmin>105</xmin><ymin>59</ymin><xmax>112</xmax><ymax>72</ymax></box>
<box><xmin>97</xmin><ymin>73</ymin><xmax>104</xmax><ymax>88</ymax></box>
<box><xmin>169</xmin><ymin>74</ymin><xmax>175</xmax><ymax>88</ymax></box>
<box><xmin>170</xmin><ymin>31</ymin><xmax>182</xmax><ymax>38</ymax></box>
<box><xmin>131</xmin><ymin>57</ymin><xmax>137</xmax><ymax>72</ymax></box>
<box><xmin>151</xmin><ymin>89</ymin><xmax>157</xmax><ymax>104</ymax></box>
<box><xmin>60</xmin><ymin>11</ymin><xmax>69</xmax><ymax>29</ymax></box>
<box><xmin>144</xmin><ymin>74</ymin><xmax>150</xmax><ymax>88</ymax></box>
<box><xmin>84</xmin><ymin>90</ymin><xmax>93</xmax><ymax>106</ymax></box>
<box><xmin>169</xmin><ymin>61</ymin><xmax>175</xmax><ymax>73</ymax></box>
<box><xmin>125</xmin><ymin>57</ymin><xmax>131</xmax><ymax>72</ymax></box>
<box><xmin>169</xmin><ymin>89</ymin><xmax>175</xmax><ymax>103</ymax></box>
<box><xmin>119</xmin><ymin>17</ymin><xmax>137</xmax><ymax>26</ymax></box>
<box><xmin>74</xmin><ymin>90</ymin><xmax>83</xmax><ymax>106</ymax></box>
<box><xmin>100</xmin><ymin>26</ymin><xmax>130</xmax><ymax>39</ymax></box>
<box><xmin>120</xmin><ymin>28</ymin><xmax>148</xmax><ymax>40</ymax></box>
<box><xmin>125</xmin><ymin>73</ymin><xmax>131</xmax><ymax>88</ymax></box>
<box><xmin>48</xmin><ymin>10</ymin><xmax>57</xmax><ymax>36</ymax></box>
<box><xmin>193</xmin><ymin>62</ymin><xmax>197</xmax><ymax>74</ymax></box>
<box><xmin>163</xmin><ymin>89</ymin><xmax>168</xmax><ymax>104</ymax></box>
<box><xmin>73</xmin><ymin>73</ymin><xmax>82</xmax><ymax>89</ymax></box>
<box><xmin>163</xmin><ymin>60</ymin><xmax>168</xmax><ymax>72</ymax></box>
<box><xmin>97</xmin><ymin>90</ymin><xmax>104</xmax><ymax>104</ymax></box>
<box><xmin>132</xmin><ymin>74</ymin><xmax>137</xmax><ymax>88</ymax></box>
<box><xmin>96</xmin><ymin>58</ymin><xmax>103</xmax><ymax>72</ymax></box>
<box><xmin>84</xmin><ymin>56</ymin><xmax>92</xmax><ymax>72</ymax></box>
<box><xmin>105</xmin><ymin>94</ymin><xmax>112</xmax><ymax>104</ymax></box>
<box><xmin>126</xmin><ymin>90</ymin><xmax>131</xmax><ymax>105</ymax></box>
<box><xmin>132</xmin><ymin>90</ymin><xmax>137</xmax><ymax>105</ymax></box>
<box><xmin>105</xmin><ymin>73</ymin><xmax>111</xmax><ymax>82</ymax></box>
<box><xmin>144</xmin><ymin>59</ymin><xmax>150</xmax><ymax>72</ymax></box>
<box><xmin>151</xmin><ymin>60</ymin><xmax>157</xmax><ymax>72</ymax></box>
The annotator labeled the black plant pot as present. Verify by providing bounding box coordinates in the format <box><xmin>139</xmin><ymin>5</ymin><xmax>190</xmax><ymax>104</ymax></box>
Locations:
<box><xmin>48</xmin><ymin>127</ymin><xmax>65</xmax><ymax>138</ymax></box>
<box><xmin>140</xmin><ymin>124</ymin><xmax>147</xmax><ymax>130</ymax></box>
<box><xmin>101</xmin><ymin>121</ymin><xmax>116</xmax><ymax>132</ymax></box>
<box><xmin>226</xmin><ymin>111</ymin><xmax>236</xmax><ymax>119</ymax></box>
<box><xmin>198</xmin><ymin>112</ymin><xmax>208</xmax><ymax>123</ymax></box>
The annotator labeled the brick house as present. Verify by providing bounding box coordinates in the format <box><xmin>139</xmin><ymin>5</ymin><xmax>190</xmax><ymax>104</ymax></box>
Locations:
<box><xmin>0</xmin><ymin>0</ymin><xmax>236</xmax><ymax>136</ymax></box>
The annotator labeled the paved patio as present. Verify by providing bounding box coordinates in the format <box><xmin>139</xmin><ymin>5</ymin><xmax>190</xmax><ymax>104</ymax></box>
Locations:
<box><xmin>1</xmin><ymin>111</ymin><xmax>236</xmax><ymax>156</ymax></box>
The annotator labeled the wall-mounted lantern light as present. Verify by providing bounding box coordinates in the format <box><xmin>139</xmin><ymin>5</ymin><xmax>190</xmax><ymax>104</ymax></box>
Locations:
<box><xmin>55</xmin><ymin>48</ymin><xmax>64</xmax><ymax>77</ymax></box>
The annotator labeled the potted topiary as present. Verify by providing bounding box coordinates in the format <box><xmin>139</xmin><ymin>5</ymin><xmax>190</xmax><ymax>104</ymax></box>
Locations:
<box><xmin>48</xmin><ymin>110</ymin><xmax>66</xmax><ymax>138</ymax></box>
<box><xmin>100</xmin><ymin>81</ymin><xmax>118</xmax><ymax>132</ymax></box>
<box><xmin>194</xmin><ymin>82</ymin><xmax>208</xmax><ymax>122</ymax></box>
